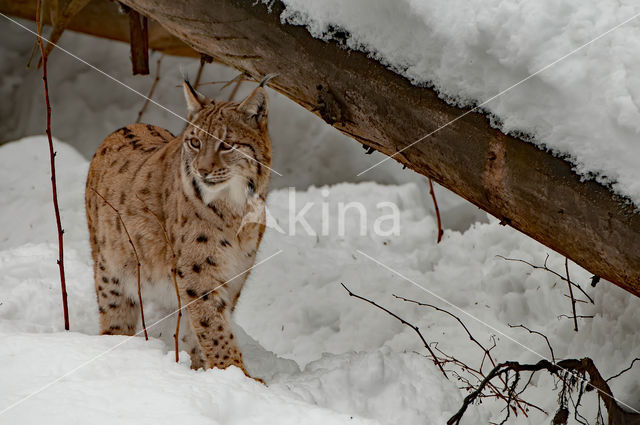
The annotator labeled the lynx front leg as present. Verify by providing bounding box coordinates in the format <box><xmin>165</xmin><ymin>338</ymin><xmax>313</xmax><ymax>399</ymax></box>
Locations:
<box><xmin>183</xmin><ymin>294</ymin><xmax>246</xmax><ymax>372</ymax></box>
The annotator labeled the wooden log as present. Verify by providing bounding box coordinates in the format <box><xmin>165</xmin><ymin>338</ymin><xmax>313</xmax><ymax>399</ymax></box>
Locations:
<box><xmin>1</xmin><ymin>0</ymin><xmax>198</xmax><ymax>57</ymax></box>
<box><xmin>4</xmin><ymin>0</ymin><xmax>640</xmax><ymax>296</ymax></box>
<box><xmin>119</xmin><ymin>0</ymin><xmax>640</xmax><ymax>297</ymax></box>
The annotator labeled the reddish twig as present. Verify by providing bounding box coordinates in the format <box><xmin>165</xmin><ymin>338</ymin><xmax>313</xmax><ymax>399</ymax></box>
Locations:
<box><xmin>136</xmin><ymin>53</ymin><xmax>164</xmax><ymax>123</ymax></box>
<box><xmin>340</xmin><ymin>283</ymin><xmax>448</xmax><ymax>379</ymax></box>
<box><xmin>565</xmin><ymin>258</ymin><xmax>579</xmax><ymax>332</ymax></box>
<box><xmin>428</xmin><ymin>177</ymin><xmax>443</xmax><ymax>243</ymax></box>
<box><xmin>90</xmin><ymin>188</ymin><xmax>148</xmax><ymax>340</ymax></box>
<box><xmin>137</xmin><ymin>195</ymin><xmax>181</xmax><ymax>361</ymax></box>
<box><xmin>36</xmin><ymin>0</ymin><xmax>69</xmax><ymax>331</ymax></box>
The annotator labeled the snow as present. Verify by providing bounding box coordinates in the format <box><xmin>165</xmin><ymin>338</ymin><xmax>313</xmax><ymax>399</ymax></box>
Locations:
<box><xmin>1</xmin><ymin>5</ymin><xmax>640</xmax><ymax>422</ymax></box>
<box><xmin>272</xmin><ymin>0</ymin><xmax>640</xmax><ymax>203</ymax></box>
<box><xmin>1</xmin><ymin>137</ymin><xmax>639</xmax><ymax>424</ymax></box>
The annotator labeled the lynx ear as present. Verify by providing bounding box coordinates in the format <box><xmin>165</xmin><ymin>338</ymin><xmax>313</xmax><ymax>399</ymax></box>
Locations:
<box><xmin>183</xmin><ymin>80</ymin><xmax>209</xmax><ymax>117</ymax></box>
<box><xmin>238</xmin><ymin>74</ymin><xmax>275</xmax><ymax>127</ymax></box>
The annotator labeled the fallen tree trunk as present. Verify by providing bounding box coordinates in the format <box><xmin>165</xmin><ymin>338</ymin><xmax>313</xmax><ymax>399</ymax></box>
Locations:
<box><xmin>3</xmin><ymin>0</ymin><xmax>197</xmax><ymax>57</ymax></box>
<box><xmin>5</xmin><ymin>0</ymin><xmax>640</xmax><ymax>296</ymax></box>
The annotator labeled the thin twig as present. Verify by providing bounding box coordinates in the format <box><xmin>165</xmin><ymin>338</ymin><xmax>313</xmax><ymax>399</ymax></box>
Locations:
<box><xmin>496</xmin><ymin>255</ymin><xmax>594</xmax><ymax>304</ymax></box>
<box><xmin>136</xmin><ymin>54</ymin><xmax>164</xmax><ymax>123</ymax></box>
<box><xmin>447</xmin><ymin>360</ymin><xmax>557</xmax><ymax>425</ymax></box>
<box><xmin>428</xmin><ymin>178</ymin><xmax>444</xmax><ymax>243</ymax></box>
<box><xmin>340</xmin><ymin>283</ymin><xmax>448</xmax><ymax>379</ymax></box>
<box><xmin>220</xmin><ymin>73</ymin><xmax>247</xmax><ymax>93</ymax></box>
<box><xmin>508</xmin><ymin>324</ymin><xmax>555</xmax><ymax>363</ymax></box>
<box><xmin>393</xmin><ymin>294</ymin><xmax>534</xmax><ymax>417</ymax></box>
<box><xmin>565</xmin><ymin>258</ymin><xmax>579</xmax><ymax>332</ymax></box>
<box><xmin>227</xmin><ymin>77</ymin><xmax>243</xmax><ymax>101</ymax></box>
<box><xmin>176</xmin><ymin>78</ymin><xmax>253</xmax><ymax>88</ymax></box>
<box><xmin>562</xmin><ymin>294</ymin><xmax>588</xmax><ymax>304</ymax></box>
<box><xmin>558</xmin><ymin>314</ymin><xmax>594</xmax><ymax>320</ymax></box>
<box><xmin>606</xmin><ymin>357</ymin><xmax>640</xmax><ymax>382</ymax></box>
<box><xmin>394</xmin><ymin>294</ymin><xmax>497</xmax><ymax>369</ymax></box>
<box><xmin>137</xmin><ymin>195</ymin><xmax>181</xmax><ymax>361</ymax></box>
<box><xmin>90</xmin><ymin>188</ymin><xmax>148</xmax><ymax>340</ymax></box>
<box><xmin>36</xmin><ymin>0</ymin><xmax>69</xmax><ymax>331</ymax></box>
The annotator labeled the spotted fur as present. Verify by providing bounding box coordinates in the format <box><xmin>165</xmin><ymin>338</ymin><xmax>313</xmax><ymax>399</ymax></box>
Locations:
<box><xmin>85</xmin><ymin>81</ymin><xmax>272</xmax><ymax>376</ymax></box>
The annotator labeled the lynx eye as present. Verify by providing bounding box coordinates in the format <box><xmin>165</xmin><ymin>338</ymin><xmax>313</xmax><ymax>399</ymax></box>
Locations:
<box><xmin>189</xmin><ymin>138</ymin><xmax>201</xmax><ymax>149</ymax></box>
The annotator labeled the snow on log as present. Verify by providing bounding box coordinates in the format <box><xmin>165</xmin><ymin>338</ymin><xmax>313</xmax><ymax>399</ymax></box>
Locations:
<box><xmin>5</xmin><ymin>0</ymin><xmax>640</xmax><ymax>296</ymax></box>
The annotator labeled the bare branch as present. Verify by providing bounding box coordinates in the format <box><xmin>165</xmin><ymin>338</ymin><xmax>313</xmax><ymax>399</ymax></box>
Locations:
<box><xmin>565</xmin><ymin>258</ymin><xmax>579</xmax><ymax>332</ymax></box>
<box><xmin>193</xmin><ymin>58</ymin><xmax>206</xmax><ymax>89</ymax></box>
<box><xmin>136</xmin><ymin>53</ymin><xmax>164</xmax><ymax>123</ymax></box>
<box><xmin>496</xmin><ymin>255</ymin><xmax>594</xmax><ymax>304</ymax></box>
<box><xmin>558</xmin><ymin>314</ymin><xmax>594</xmax><ymax>321</ymax></box>
<box><xmin>90</xmin><ymin>188</ymin><xmax>148</xmax><ymax>340</ymax></box>
<box><xmin>606</xmin><ymin>357</ymin><xmax>640</xmax><ymax>382</ymax></box>
<box><xmin>226</xmin><ymin>74</ymin><xmax>245</xmax><ymax>101</ymax></box>
<box><xmin>428</xmin><ymin>178</ymin><xmax>443</xmax><ymax>243</ymax></box>
<box><xmin>36</xmin><ymin>0</ymin><xmax>69</xmax><ymax>331</ymax></box>
<box><xmin>448</xmin><ymin>357</ymin><xmax>640</xmax><ymax>425</ymax></box>
<box><xmin>507</xmin><ymin>324</ymin><xmax>555</xmax><ymax>363</ymax></box>
<box><xmin>448</xmin><ymin>360</ymin><xmax>557</xmax><ymax>425</ymax></box>
<box><xmin>187</xmin><ymin>78</ymin><xmax>253</xmax><ymax>87</ymax></box>
<box><xmin>392</xmin><ymin>293</ymin><xmax>538</xmax><ymax>418</ymax></box>
<box><xmin>393</xmin><ymin>294</ymin><xmax>497</xmax><ymax>369</ymax></box>
<box><xmin>340</xmin><ymin>283</ymin><xmax>448</xmax><ymax>379</ymax></box>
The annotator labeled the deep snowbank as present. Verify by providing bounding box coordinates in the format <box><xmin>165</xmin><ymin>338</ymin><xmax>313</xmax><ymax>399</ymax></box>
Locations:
<box><xmin>1</xmin><ymin>137</ymin><xmax>639</xmax><ymax>424</ymax></box>
<box><xmin>273</xmin><ymin>0</ymin><xmax>640</xmax><ymax>203</ymax></box>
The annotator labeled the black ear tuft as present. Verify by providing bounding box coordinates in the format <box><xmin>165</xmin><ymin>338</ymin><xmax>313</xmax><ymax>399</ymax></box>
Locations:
<box><xmin>258</xmin><ymin>73</ymin><xmax>277</xmax><ymax>88</ymax></box>
<box><xmin>183</xmin><ymin>80</ymin><xmax>210</xmax><ymax>118</ymax></box>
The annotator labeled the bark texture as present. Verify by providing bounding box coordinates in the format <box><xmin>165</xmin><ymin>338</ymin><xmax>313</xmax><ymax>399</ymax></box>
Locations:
<box><xmin>4</xmin><ymin>0</ymin><xmax>640</xmax><ymax>296</ymax></box>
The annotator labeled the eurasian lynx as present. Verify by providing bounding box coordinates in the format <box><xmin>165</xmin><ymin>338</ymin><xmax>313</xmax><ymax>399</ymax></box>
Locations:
<box><xmin>85</xmin><ymin>77</ymin><xmax>272</xmax><ymax>376</ymax></box>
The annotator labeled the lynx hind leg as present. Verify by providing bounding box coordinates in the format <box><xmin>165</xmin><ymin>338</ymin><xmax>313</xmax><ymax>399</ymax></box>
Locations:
<box><xmin>95</xmin><ymin>266</ymin><xmax>139</xmax><ymax>336</ymax></box>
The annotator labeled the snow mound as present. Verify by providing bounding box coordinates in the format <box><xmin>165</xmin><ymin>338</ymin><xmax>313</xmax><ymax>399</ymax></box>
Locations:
<box><xmin>0</xmin><ymin>331</ymin><xmax>379</xmax><ymax>425</ymax></box>
<box><xmin>1</xmin><ymin>137</ymin><xmax>639</xmax><ymax>424</ymax></box>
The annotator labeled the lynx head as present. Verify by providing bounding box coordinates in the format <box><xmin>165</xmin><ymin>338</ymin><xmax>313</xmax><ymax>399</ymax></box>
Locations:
<box><xmin>181</xmin><ymin>76</ymin><xmax>273</xmax><ymax>208</ymax></box>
